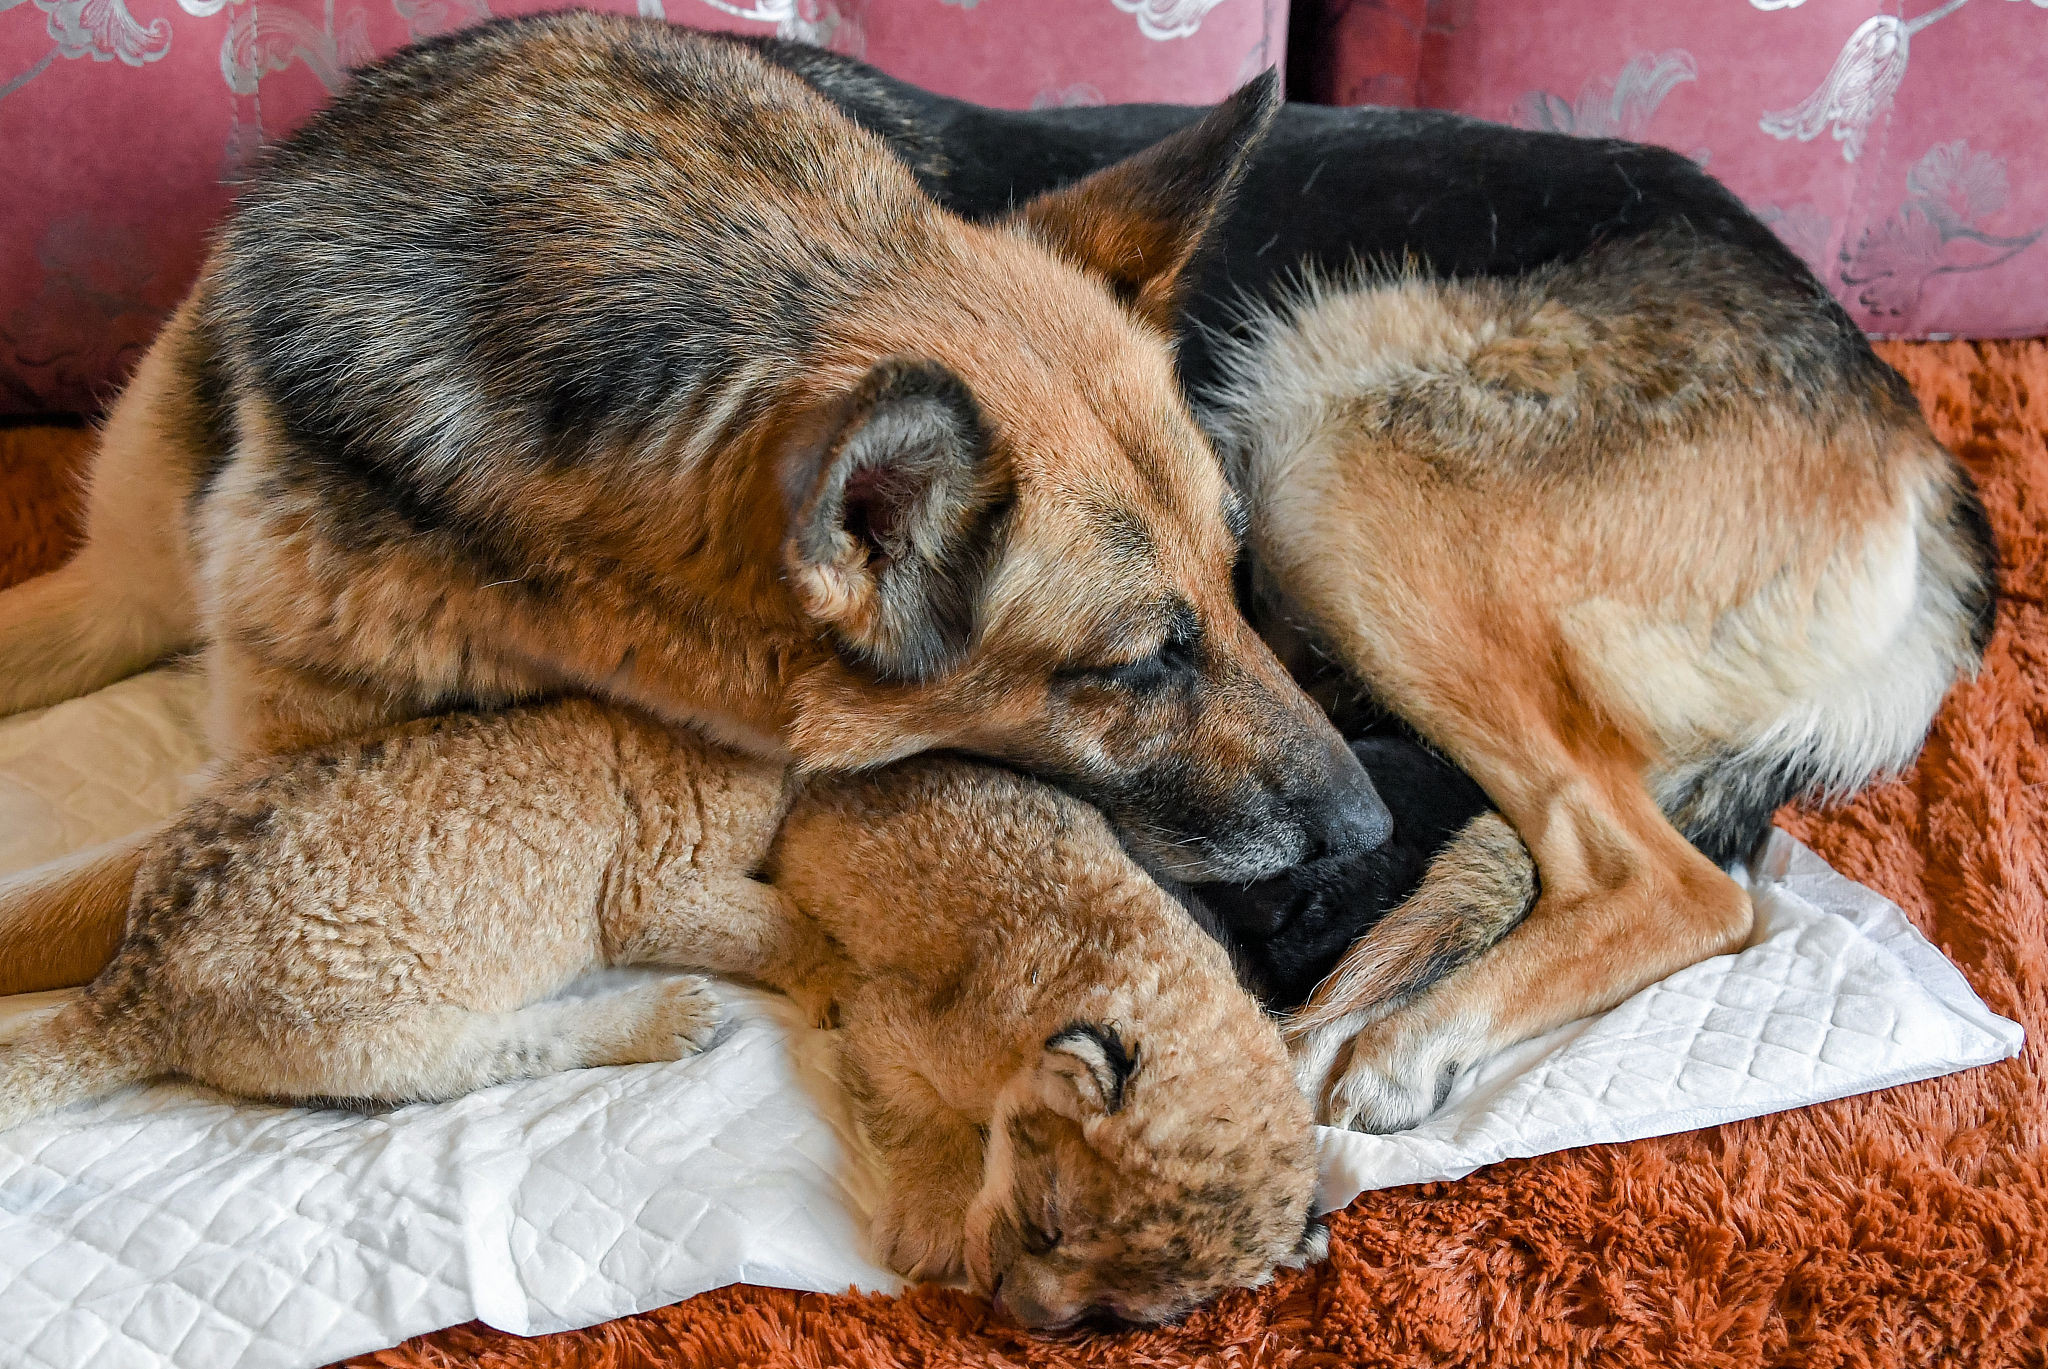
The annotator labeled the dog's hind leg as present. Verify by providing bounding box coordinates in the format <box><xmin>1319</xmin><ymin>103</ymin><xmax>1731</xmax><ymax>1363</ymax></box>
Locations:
<box><xmin>0</xmin><ymin>832</ymin><xmax>155</xmax><ymax>996</ymax></box>
<box><xmin>1654</xmin><ymin>462</ymin><xmax>2000</xmax><ymax>864</ymax></box>
<box><xmin>0</xmin><ymin>291</ymin><xmax>217</xmax><ymax>716</ymax></box>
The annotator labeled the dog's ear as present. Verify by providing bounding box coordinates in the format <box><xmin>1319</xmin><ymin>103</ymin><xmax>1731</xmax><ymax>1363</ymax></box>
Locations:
<box><xmin>1011</xmin><ymin>70</ymin><xmax>1278</xmax><ymax>333</ymax></box>
<box><xmin>1037</xmin><ymin>1023</ymin><xmax>1141</xmax><ymax>1119</ymax></box>
<box><xmin>784</xmin><ymin>358</ymin><xmax>1007</xmax><ymax>682</ymax></box>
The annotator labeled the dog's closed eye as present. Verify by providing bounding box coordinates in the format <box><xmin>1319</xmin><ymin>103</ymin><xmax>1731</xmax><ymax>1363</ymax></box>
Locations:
<box><xmin>1056</xmin><ymin>601</ymin><xmax>1202</xmax><ymax>692</ymax></box>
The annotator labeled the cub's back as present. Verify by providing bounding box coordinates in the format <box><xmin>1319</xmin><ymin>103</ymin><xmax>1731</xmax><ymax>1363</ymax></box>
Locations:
<box><xmin>122</xmin><ymin>700</ymin><xmax>739</xmax><ymax>1016</ymax></box>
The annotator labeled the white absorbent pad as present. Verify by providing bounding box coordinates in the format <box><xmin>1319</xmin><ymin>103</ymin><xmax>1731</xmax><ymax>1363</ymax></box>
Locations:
<box><xmin>0</xmin><ymin>668</ymin><xmax>2025</xmax><ymax>1369</ymax></box>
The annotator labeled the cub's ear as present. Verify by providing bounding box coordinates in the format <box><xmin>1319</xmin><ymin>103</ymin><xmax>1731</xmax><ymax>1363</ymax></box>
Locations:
<box><xmin>1011</xmin><ymin>69</ymin><xmax>1278</xmax><ymax>333</ymax></box>
<box><xmin>1037</xmin><ymin>1023</ymin><xmax>1141</xmax><ymax>1119</ymax></box>
<box><xmin>784</xmin><ymin>358</ymin><xmax>1008</xmax><ymax>682</ymax></box>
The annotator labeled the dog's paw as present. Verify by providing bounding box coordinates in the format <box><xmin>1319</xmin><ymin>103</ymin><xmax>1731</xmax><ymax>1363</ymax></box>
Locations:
<box><xmin>1290</xmin><ymin>1004</ymin><xmax>1479</xmax><ymax>1134</ymax></box>
<box><xmin>622</xmin><ymin>978</ymin><xmax>721</xmax><ymax>1062</ymax></box>
<box><xmin>873</xmin><ymin>1191</ymin><xmax>969</xmax><ymax>1283</ymax></box>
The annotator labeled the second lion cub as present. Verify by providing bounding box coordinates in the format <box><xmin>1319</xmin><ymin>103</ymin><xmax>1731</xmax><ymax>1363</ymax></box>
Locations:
<box><xmin>0</xmin><ymin>699</ymin><xmax>1321</xmax><ymax>1329</ymax></box>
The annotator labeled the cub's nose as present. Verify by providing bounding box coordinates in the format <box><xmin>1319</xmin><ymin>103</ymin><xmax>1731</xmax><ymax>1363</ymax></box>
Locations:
<box><xmin>1304</xmin><ymin>738</ymin><xmax>1393</xmax><ymax>860</ymax></box>
<box><xmin>992</xmin><ymin>1280</ymin><xmax>1067</xmax><ymax>1331</ymax></box>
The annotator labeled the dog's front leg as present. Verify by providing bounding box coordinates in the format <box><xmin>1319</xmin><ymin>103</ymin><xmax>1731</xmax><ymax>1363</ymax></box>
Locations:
<box><xmin>1293</xmin><ymin>737</ymin><xmax>1753</xmax><ymax>1133</ymax></box>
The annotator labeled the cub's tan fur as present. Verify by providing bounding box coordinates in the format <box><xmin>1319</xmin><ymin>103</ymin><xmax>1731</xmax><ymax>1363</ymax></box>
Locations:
<box><xmin>0</xmin><ymin>700</ymin><xmax>798</xmax><ymax>1116</ymax></box>
<box><xmin>0</xmin><ymin>700</ymin><xmax>1321</xmax><ymax>1329</ymax></box>
<box><xmin>771</xmin><ymin>760</ymin><xmax>1322</xmax><ymax>1328</ymax></box>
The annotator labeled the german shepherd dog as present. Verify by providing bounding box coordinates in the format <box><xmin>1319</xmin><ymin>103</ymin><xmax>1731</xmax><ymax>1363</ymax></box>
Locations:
<box><xmin>1</xmin><ymin>22</ymin><xmax>1995</xmax><ymax>1138</ymax></box>
<box><xmin>0</xmin><ymin>15</ymin><xmax>1394</xmax><ymax>993</ymax></box>
<box><xmin>763</xmin><ymin>54</ymin><xmax>1998</xmax><ymax>1129</ymax></box>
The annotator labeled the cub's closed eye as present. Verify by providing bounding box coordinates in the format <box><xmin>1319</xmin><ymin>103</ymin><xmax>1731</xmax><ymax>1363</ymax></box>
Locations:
<box><xmin>1022</xmin><ymin>1222</ymin><xmax>1063</xmax><ymax>1256</ymax></box>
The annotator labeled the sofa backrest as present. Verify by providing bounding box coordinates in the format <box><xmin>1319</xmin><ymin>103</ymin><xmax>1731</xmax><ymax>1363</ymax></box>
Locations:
<box><xmin>0</xmin><ymin>0</ymin><xmax>1282</xmax><ymax>415</ymax></box>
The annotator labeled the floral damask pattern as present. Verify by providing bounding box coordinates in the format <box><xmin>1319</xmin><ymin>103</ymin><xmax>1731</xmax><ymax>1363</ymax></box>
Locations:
<box><xmin>1759</xmin><ymin>0</ymin><xmax>1973</xmax><ymax>164</ymax></box>
<box><xmin>1032</xmin><ymin>81</ymin><xmax>1105</xmax><ymax>108</ymax></box>
<box><xmin>1111</xmin><ymin>0</ymin><xmax>1230</xmax><ymax>40</ymax></box>
<box><xmin>390</xmin><ymin>0</ymin><xmax>488</xmax><ymax>40</ymax></box>
<box><xmin>1843</xmin><ymin>140</ymin><xmax>2045</xmax><ymax>320</ymax></box>
<box><xmin>42</xmin><ymin>0</ymin><xmax>170</xmax><ymax>61</ymax></box>
<box><xmin>223</xmin><ymin>2</ymin><xmax>372</xmax><ymax>96</ymax></box>
<box><xmin>1513</xmin><ymin>49</ymin><xmax>1695</xmax><ymax>142</ymax></box>
<box><xmin>0</xmin><ymin>0</ymin><xmax>1281</xmax><ymax>413</ymax></box>
<box><xmin>2</xmin><ymin>0</ymin><xmax>169</xmax><ymax>100</ymax></box>
<box><xmin>1309</xmin><ymin>0</ymin><xmax>2046</xmax><ymax>339</ymax></box>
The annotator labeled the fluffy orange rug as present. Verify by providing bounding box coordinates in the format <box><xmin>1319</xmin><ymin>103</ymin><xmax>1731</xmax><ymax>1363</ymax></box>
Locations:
<box><xmin>5</xmin><ymin>340</ymin><xmax>2044</xmax><ymax>1367</ymax></box>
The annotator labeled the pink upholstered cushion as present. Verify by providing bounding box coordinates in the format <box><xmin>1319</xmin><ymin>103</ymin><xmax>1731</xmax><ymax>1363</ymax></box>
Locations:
<box><xmin>1297</xmin><ymin>0</ymin><xmax>2047</xmax><ymax>340</ymax></box>
<box><xmin>0</xmin><ymin>0</ymin><xmax>1284</xmax><ymax>415</ymax></box>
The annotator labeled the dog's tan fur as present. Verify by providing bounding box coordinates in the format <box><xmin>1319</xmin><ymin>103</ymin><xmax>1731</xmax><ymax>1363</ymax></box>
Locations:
<box><xmin>1210</xmin><ymin>244</ymin><xmax>1992</xmax><ymax>1128</ymax></box>
<box><xmin>2</xmin><ymin>19</ymin><xmax>1990</xmax><ymax>1144</ymax></box>
<box><xmin>0</xmin><ymin>700</ymin><xmax>1321</xmax><ymax>1330</ymax></box>
<box><xmin>0</xmin><ymin>18</ymin><xmax>1383</xmax><ymax>995</ymax></box>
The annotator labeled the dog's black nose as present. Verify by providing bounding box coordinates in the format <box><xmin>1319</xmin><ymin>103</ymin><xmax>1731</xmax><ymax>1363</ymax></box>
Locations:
<box><xmin>1306</xmin><ymin>738</ymin><xmax>1393</xmax><ymax>860</ymax></box>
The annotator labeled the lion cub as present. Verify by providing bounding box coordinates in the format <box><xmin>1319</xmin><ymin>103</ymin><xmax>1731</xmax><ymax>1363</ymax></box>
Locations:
<box><xmin>770</xmin><ymin>760</ymin><xmax>1325</xmax><ymax>1329</ymax></box>
<box><xmin>0</xmin><ymin>700</ymin><xmax>1321</xmax><ymax>1328</ymax></box>
<box><xmin>0</xmin><ymin>699</ymin><xmax>801</xmax><ymax>1115</ymax></box>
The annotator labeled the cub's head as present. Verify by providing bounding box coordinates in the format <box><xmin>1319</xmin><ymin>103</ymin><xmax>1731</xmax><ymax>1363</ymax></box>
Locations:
<box><xmin>780</xmin><ymin>74</ymin><xmax>1389</xmax><ymax>883</ymax></box>
<box><xmin>965</xmin><ymin>1021</ymin><xmax>1325</xmax><ymax>1332</ymax></box>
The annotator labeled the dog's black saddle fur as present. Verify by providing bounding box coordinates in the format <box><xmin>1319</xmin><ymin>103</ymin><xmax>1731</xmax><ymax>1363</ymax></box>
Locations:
<box><xmin>751</xmin><ymin>42</ymin><xmax>1819</xmax><ymax>1010</ymax></box>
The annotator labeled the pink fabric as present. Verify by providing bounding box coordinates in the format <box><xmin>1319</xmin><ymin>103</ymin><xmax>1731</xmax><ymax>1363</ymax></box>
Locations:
<box><xmin>1302</xmin><ymin>0</ymin><xmax>2048</xmax><ymax>340</ymax></box>
<box><xmin>0</xmin><ymin>0</ymin><xmax>1284</xmax><ymax>416</ymax></box>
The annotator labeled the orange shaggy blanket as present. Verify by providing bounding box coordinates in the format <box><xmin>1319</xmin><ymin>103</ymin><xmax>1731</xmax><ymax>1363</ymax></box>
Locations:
<box><xmin>6</xmin><ymin>339</ymin><xmax>2044</xmax><ymax>1368</ymax></box>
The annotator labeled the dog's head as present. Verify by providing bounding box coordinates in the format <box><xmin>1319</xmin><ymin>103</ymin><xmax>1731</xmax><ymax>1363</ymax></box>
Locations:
<box><xmin>777</xmin><ymin>74</ymin><xmax>1389</xmax><ymax>882</ymax></box>
<box><xmin>963</xmin><ymin>1020</ymin><xmax>1325</xmax><ymax>1332</ymax></box>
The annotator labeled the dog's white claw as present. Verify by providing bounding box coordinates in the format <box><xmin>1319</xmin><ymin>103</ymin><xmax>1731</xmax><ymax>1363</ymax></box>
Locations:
<box><xmin>1321</xmin><ymin>1052</ymin><xmax>1450</xmax><ymax>1134</ymax></box>
<box><xmin>1292</xmin><ymin>1008</ymin><xmax>1477</xmax><ymax>1134</ymax></box>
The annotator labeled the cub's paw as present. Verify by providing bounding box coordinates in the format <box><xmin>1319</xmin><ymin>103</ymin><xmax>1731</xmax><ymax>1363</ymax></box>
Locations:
<box><xmin>619</xmin><ymin>978</ymin><xmax>722</xmax><ymax>1063</ymax></box>
<box><xmin>784</xmin><ymin>973</ymin><xmax>841</xmax><ymax>1031</ymax></box>
<box><xmin>1289</xmin><ymin>1004</ymin><xmax>1480</xmax><ymax>1134</ymax></box>
<box><xmin>873</xmin><ymin>1190</ymin><xmax>969</xmax><ymax>1283</ymax></box>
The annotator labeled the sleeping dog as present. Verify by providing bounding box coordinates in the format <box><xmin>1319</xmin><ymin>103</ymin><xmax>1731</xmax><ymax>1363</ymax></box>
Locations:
<box><xmin>767</xmin><ymin>51</ymin><xmax>1997</xmax><ymax>1127</ymax></box>
<box><xmin>0</xmin><ymin>16</ymin><xmax>1391</xmax><ymax>996</ymax></box>
<box><xmin>0</xmin><ymin>20</ymin><xmax>1991</xmax><ymax>1132</ymax></box>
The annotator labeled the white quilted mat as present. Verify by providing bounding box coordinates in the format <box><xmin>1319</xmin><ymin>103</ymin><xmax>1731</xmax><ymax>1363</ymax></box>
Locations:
<box><xmin>0</xmin><ymin>667</ymin><xmax>2024</xmax><ymax>1369</ymax></box>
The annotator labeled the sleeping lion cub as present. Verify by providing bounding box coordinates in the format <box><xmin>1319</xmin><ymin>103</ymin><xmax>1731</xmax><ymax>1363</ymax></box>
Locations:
<box><xmin>770</xmin><ymin>760</ymin><xmax>1324</xmax><ymax>1327</ymax></box>
<box><xmin>0</xmin><ymin>698</ymin><xmax>1321</xmax><ymax>1329</ymax></box>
